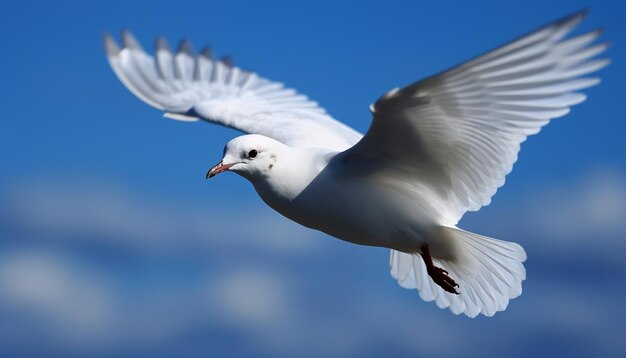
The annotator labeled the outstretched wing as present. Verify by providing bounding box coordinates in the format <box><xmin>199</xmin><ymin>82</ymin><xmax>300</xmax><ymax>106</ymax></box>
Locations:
<box><xmin>342</xmin><ymin>11</ymin><xmax>609</xmax><ymax>225</ymax></box>
<box><xmin>104</xmin><ymin>32</ymin><xmax>361</xmax><ymax>151</ymax></box>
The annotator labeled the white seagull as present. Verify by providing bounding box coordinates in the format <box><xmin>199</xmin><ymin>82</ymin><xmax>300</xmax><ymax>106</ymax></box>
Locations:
<box><xmin>104</xmin><ymin>11</ymin><xmax>608</xmax><ymax>317</ymax></box>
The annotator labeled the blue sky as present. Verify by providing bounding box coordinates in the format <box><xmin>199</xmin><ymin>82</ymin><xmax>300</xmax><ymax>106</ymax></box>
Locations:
<box><xmin>1</xmin><ymin>0</ymin><xmax>625</xmax><ymax>357</ymax></box>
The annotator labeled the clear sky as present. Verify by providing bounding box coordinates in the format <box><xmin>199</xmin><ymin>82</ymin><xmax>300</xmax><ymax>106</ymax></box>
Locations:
<box><xmin>1</xmin><ymin>0</ymin><xmax>625</xmax><ymax>357</ymax></box>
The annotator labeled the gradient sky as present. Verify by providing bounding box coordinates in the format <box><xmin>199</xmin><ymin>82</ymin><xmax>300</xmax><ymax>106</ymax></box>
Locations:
<box><xmin>1</xmin><ymin>1</ymin><xmax>625</xmax><ymax>357</ymax></box>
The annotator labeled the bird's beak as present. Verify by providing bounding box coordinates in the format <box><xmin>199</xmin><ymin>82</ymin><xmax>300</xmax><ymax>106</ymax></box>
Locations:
<box><xmin>206</xmin><ymin>161</ymin><xmax>233</xmax><ymax>179</ymax></box>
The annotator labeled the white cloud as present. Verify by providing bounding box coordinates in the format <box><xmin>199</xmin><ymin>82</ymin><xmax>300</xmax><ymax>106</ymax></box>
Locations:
<box><xmin>462</xmin><ymin>167</ymin><xmax>626</xmax><ymax>258</ymax></box>
<box><xmin>1</xmin><ymin>171</ymin><xmax>625</xmax><ymax>356</ymax></box>
<box><xmin>0</xmin><ymin>243</ymin><xmax>623</xmax><ymax>357</ymax></box>
<box><xmin>1</xmin><ymin>176</ymin><xmax>322</xmax><ymax>255</ymax></box>
<box><xmin>528</xmin><ymin>168</ymin><xmax>626</xmax><ymax>242</ymax></box>
<box><xmin>0</xmin><ymin>250</ymin><xmax>117</xmax><ymax>347</ymax></box>
<box><xmin>208</xmin><ymin>268</ymin><xmax>295</xmax><ymax>327</ymax></box>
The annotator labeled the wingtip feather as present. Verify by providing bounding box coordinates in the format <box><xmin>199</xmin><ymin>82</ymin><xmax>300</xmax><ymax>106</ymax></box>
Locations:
<box><xmin>121</xmin><ymin>29</ymin><xmax>143</xmax><ymax>51</ymax></box>
<box><xmin>200</xmin><ymin>47</ymin><xmax>213</xmax><ymax>59</ymax></box>
<box><xmin>559</xmin><ymin>8</ymin><xmax>589</xmax><ymax>26</ymax></box>
<box><xmin>102</xmin><ymin>32</ymin><xmax>120</xmax><ymax>57</ymax></box>
<box><xmin>155</xmin><ymin>36</ymin><xmax>171</xmax><ymax>52</ymax></box>
<box><xmin>177</xmin><ymin>39</ymin><xmax>194</xmax><ymax>56</ymax></box>
<box><xmin>220</xmin><ymin>55</ymin><xmax>234</xmax><ymax>67</ymax></box>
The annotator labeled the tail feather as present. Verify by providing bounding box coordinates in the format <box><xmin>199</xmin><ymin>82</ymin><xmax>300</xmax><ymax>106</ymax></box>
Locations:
<box><xmin>390</xmin><ymin>227</ymin><xmax>526</xmax><ymax>317</ymax></box>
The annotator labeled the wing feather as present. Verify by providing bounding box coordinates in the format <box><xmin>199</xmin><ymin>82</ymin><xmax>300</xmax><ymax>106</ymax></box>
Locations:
<box><xmin>104</xmin><ymin>32</ymin><xmax>361</xmax><ymax>151</ymax></box>
<box><xmin>343</xmin><ymin>10</ymin><xmax>608</xmax><ymax>224</ymax></box>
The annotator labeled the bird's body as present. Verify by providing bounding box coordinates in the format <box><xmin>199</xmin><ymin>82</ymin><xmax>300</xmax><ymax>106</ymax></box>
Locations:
<box><xmin>247</xmin><ymin>141</ymin><xmax>441</xmax><ymax>253</ymax></box>
<box><xmin>104</xmin><ymin>10</ymin><xmax>608</xmax><ymax>317</ymax></box>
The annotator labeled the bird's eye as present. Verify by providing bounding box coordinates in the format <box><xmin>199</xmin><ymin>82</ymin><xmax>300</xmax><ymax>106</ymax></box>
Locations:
<box><xmin>248</xmin><ymin>149</ymin><xmax>258</xmax><ymax>158</ymax></box>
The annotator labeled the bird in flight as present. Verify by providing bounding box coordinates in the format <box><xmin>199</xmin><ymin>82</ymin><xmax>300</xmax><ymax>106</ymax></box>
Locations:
<box><xmin>104</xmin><ymin>10</ymin><xmax>608</xmax><ymax>317</ymax></box>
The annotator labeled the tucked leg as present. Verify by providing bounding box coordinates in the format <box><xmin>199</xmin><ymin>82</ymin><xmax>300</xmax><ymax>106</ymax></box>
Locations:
<box><xmin>420</xmin><ymin>244</ymin><xmax>460</xmax><ymax>294</ymax></box>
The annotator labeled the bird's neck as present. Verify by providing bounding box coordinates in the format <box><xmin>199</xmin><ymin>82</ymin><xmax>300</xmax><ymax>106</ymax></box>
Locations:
<box><xmin>253</xmin><ymin>148</ymin><xmax>333</xmax><ymax>203</ymax></box>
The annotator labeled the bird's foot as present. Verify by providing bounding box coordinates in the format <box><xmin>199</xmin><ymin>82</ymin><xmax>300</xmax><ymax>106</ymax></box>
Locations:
<box><xmin>420</xmin><ymin>244</ymin><xmax>460</xmax><ymax>295</ymax></box>
<box><xmin>426</xmin><ymin>265</ymin><xmax>460</xmax><ymax>295</ymax></box>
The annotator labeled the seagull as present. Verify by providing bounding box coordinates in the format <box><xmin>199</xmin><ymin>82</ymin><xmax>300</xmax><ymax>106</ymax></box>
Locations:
<box><xmin>104</xmin><ymin>11</ymin><xmax>608</xmax><ymax>317</ymax></box>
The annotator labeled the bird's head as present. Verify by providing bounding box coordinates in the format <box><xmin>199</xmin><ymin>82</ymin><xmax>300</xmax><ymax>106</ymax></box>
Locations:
<box><xmin>206</xmin><ymin>134</ymin><xmax>284</xmax><ymax>182</ymax></box>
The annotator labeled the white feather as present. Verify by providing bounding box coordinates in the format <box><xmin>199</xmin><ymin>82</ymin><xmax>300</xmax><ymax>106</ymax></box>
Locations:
<box><xmin>349</xmin><ymin>11</ymin><xmax>608</xmax><ymax>225</ymax></box>
<box><xmin>104</xmin><ymin>11</ymin><xmax>608</xmax><ymax>318</ymax></box>
<box><xmin>104</xmin><ymin>32</ymin><xmax>361</xmax><ymax>151</ymax></box>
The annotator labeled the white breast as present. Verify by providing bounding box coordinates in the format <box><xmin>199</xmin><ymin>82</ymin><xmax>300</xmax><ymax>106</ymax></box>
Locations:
<box><xmin>254</xmin><ymin>151</ymin><xmax>441</xmax><ymax>252</ymax></box>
